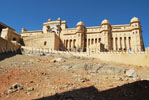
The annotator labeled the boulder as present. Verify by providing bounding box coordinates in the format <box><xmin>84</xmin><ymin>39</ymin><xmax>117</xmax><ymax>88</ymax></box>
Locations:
<box><xmin>7</xmin><ymin>89</ymin><xmax>14</xmax><ymax>94</ymax></box>
<box><xmin>27</xmin><ymin>87</ymin><xmax>34</xmax><ymax>91</ymax></box>
<box><xmin>84</xmin><ymin>64</ymin><xmax>94</xmax><ymax>71</ymax></box>
<box><xmin>50</xmin><ymin>58</ymin><xmax>65</xmax><ymax>63</ymax></box>
<box><xmin>61</xmin><ymin>65</ymin><xmax>72</xmax><ymax>70</ymax></box>
<box><xmin>96</xmin><ymin>65</ymin><xmax>126</xmax><ymax>75</ymax></box>
<box><xmin>7</xmin><ymin>83</ymin><xmax>24</xmax><ymax>94</ymax></box>
<box><xmin>10</xmin><ymin>83</ymin><xmax>24</xmax><ymax>90</ymax></box>
<box><xmin>125</xmin><ymin>69</ymin><xmax>137</xmax><ymax>77</ymax></box>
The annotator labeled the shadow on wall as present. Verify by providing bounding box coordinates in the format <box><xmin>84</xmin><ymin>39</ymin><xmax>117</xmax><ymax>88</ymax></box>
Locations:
<box><xmin>33</xmin><ymin>80</ymin><xmax>149</xmax><ymax>100</ymax></box>
<box><xmin>0</xmin><ymin>50</ymin><xmax>21</xmax><ymax>61</ymax></box>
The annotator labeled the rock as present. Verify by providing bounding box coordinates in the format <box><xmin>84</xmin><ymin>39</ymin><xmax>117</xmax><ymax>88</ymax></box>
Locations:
<box><xmin>125</xmin><ymin>69</ymin><xmax>137</xmax><ymax>77</ymax></box>
<box><xmin>84</xmin><ymin>64</ymin><xmax>93</xmax><ymax>71</ymax></box>
<box><xmin>40</xmin><ymin>53</ymin><xmax>46</xmax><ymax>56</ymax></box>
<box><xmin>6</xmin><ymin>95</ymin><xmax>9</xmax><ymax>98</ymax></box>
<box><xmin>7</xmin><ymin>89</ymin><xmax>13</xmax><ymax>94</ymax></box>
<box><xmin>7</xmin><ymin>83</ymin><xmax>24</xmax><ymax>94</ymax></box>
<box><xmin>30</xmin><ymin>80</ymin><xmax>34</xmax><ymax>83</ymax></box>
<box><xmin>27</xmin><ymin>92</ymin><xmax>31</xmax><ymax>96</ymax></box>
<box><xmin>96</xmin><ymin>65</ymin><xmax>125</xmax><ymax>75</ymax></box>
<box><xmin>22</xmin><ymin>62</ymin><xmax>26</xmax><ymax>65</ymax></box>
<box><xmin>116</xmin><ymin>77</ymin><xmax>123</xmax><ymax>81</ymax></box>
<box><xmin>56</xmin><ymin>58</ymin><xmax>65</xmax><ymax>62</ymax></box>
<box><xmin>50</xmin><ymin>58</ymin><xmax>65</xmax><ymax>63</ymax></box>
<box><xmin>50</xmin><ymin>59</ymin><xmax>56</xmax><ymax>63</ymax></box>
<box><xmin>60</xmin><ymin>64</ymin><xmax>76</xmax><ymax>70</ymax></box>
<box><xmin>61</xmin><ymin>65</ymin><xmax>72</xmax><ymax>69</ymax></box>
<box><xmin>7</xmin><ymin>89</ymin><xmax>17</xmax><ymax>94</ymax></box>
<box><xmin>36</xmin><ymin>83</ymin><xmax>40</xmax><ymax>86</ymax></box>
<box><xmin>27</xmin><ymin>87</ymin><xmax>34</xmax><ymax>91</ymax></box>
<box><xmin>10</xmin><ymin>83</ymin><xmax>24</xmax><ymax>90</ymax></box>
<box><xmin>79</xmin><ymin>77</ymin><xmax>90</xmax><ymax>83</ymax></box>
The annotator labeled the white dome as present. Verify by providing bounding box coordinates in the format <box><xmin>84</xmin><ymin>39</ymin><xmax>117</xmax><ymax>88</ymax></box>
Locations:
<box><xmin>57</xmin><ymin>17</ymin><xmax>61</xmax><ymax>21</ymax></box>
<box><xmin>76</xmin><ymin>21</ymin><xmax>84</xmax><ymax>26</ymax></box>
<box><xmin>130</xmin><ymin>17</ymin><xmax>140</xmax><ymax>23</ymax></box>
<box><xmin>101</xmin><ymin>19</ymin><xmax>110</xmax><ymax>24</ymax></box>
<box><xmin>48</xmin><ymin>19</ymin><xmax>51</xmax><ymax>22</ymax></box>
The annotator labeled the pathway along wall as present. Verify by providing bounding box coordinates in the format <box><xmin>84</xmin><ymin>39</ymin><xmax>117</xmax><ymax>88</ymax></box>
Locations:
<box><xmin>0</xmin><ymin>37</ymin><xmax>21</xmax><ymax>53</ymax></box>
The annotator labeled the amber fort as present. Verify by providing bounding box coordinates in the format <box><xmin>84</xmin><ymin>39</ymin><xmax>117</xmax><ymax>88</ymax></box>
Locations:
<box><xmin>20</xmin><ymin>17</ymin><xmax>145</xmax><ymax>52</ymax></box>
<box><xmin>0</xmin><ymin>17</ymin><xmax>149</xmax><ymax>66</ymax></box>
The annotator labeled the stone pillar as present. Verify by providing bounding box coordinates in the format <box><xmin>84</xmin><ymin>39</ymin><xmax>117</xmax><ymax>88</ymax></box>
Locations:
<box><xmin>87</xmin><ymin>38</ymin><xmax>88</xmax><ymax>48</ymax></box>
<box><xmin>98</xmin><ymin>38</ymin><xmax>100</xmax><ymax>43</ymax></box>
<box><xmin>71</xmin><ymin>40</ymin><xmax>73</xmax><ymax>49</ymax></box>
<box><xmin>73</xmin><ymin>39</ymin><xmax>75</xmax><ymax>47</ymax></box>
<box><xmin>113</xmin><ymin>37</ymin><xmax>116</xmax><ymax>50</ymax></box>
<box><xmin>122</xmin><ymin>37</ymin><xmax>125</xmax><ymax>50</ymax></box>
<box><xmin>90</xmin><ymin>39</ymin><xmax>91</xmax><ymax>46</ymax></box>
<box><xmin>117</xmin><ymin>37</ymin><xmax>120</xmax><ymax>50</ymax></box>
<box><xmin>64</xmin><ymin>40</ymin><xmax>65</xmax><ymax>48</ymax></box>
<box><xmin>68</xmin><ymin>40</ymin><xmax>70</xmax><ymax>50</ymax></box>
<box><xmin>65</xmin><ymin>40</ymin><xmax>67</xmax><ymax>49</ymax></box>
<box><xmin>126</xmin><ymin>37</ymin><xmax>129</xmax><ymax>51</ymax></box>
<box><xmin>69</xmin><ymin>40</ymin><xmax>71</xmax><ymax>50</ymax></box>
<box><xmin>88</xmin><ymin>39</ymin><xmax>90</xmax><ymax>46</ymax></box>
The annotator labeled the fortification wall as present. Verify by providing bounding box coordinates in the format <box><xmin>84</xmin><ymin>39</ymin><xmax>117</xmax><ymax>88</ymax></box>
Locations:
<box><xmin>91</xmin><ymin>53</ymin><xmax>149</xmax><ymax>67</ymax></box>
<box><xmin>72</xmin><ymin>52</ymin><xmax>149</xmax><ymax>67</ymax></box>
<box><xmin>71</xmin><ymin>52</ymin><xmax>149</xmax><ymax>67</ymax></box>
<box><xmin>0</xmin><ymin>37</ymin><xmax>20</xmax><ymax>53</ymax></box>
<box><xmin>65</xmin><ymin>52</ymin><xmax>149</xmax><ymax>66</ymax></box>
<box><xmin>21</xmin><ymin>46</ymin><xmax>149</xmax><ymax>67</ymax></box>
<box><xmin>23</xmin><ymin>33</ymin><xmax>60</xmax><ymax>50</ymax></box>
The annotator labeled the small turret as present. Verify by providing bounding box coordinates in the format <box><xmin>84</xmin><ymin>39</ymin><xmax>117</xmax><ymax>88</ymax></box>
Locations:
<box><xmin>75</xmin><ymin>21</ymin><xmax>85</xmax><ymax>51</ymax></box>
<box><xmin>76</xmin><ymin>21</ymin><xmax>84</xmax><ymax>27</ymax></box>
<box><xmin>101</xmin><ymin>19</ymin><xmax>110</xmax><ymax>25</ymax></box>
<box><xmin>76</xmin><ymin>21</ymin><xmax>85</xmax><ymax>33</ymax></box>
<box><xmin>21</xmin><ymin>28</ymin><xmax>27</xmax><ymax>33</ymax></box>
<box><xmin>101</xmin><ymin>19</ymin><xmax>111</xmax><ymax>31</ymax></box>
<box><xmin>57</xmin><ymin>17</ymin><xmax>61</xmax><ymax>21</ymax></box>
<box><xmin>130</xmin><ymin>17</ymin><xmax>141</xmax><ymax>29</ymax></box>
<box><xmin>48</xmin><ymin>19</ymin><xmax>51</xmax><ymax>22</ymax></box>
<box><xmin>130</xmin><ymin>17</ymin><xmax>140</xmax><ymax>23</ymax></box>
<box><xmin>100</xmin><ymin>19</ymin><xmax>112</xmax><ymax>51</ymax></box>
<box><xmin>130</xmin><ymin>17</ymin><xmax>143</xmax><ymax>51</ymax></box>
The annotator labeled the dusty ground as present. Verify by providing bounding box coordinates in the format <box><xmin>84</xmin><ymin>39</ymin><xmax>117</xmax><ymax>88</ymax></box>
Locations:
<box><xmin>0</xmin><ymin>53</ymin><xmax>149</xmax><ymax>100</ymax></box>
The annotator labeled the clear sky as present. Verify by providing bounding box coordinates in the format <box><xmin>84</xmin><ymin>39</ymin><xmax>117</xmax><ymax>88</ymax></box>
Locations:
<box><xmin>0</xmin><ymin>0</ymin><xmax>149</xmax><ymax>47</ymax></box>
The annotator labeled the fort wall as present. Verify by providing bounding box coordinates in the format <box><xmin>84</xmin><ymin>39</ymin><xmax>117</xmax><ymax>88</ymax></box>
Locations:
<box><xmin>0</xmin><ymin>37</ymin><xmax>20</xmax><ymax>53</ymax></box>
<box><xmin>22</xmin><ymin>33</ymin><xmax>60</xmax><ymax>50</ymax></box>
<box><xmin>22</xmin><ymin>46</ymin><xmax>149</xmax><ymax>67</ymax></box>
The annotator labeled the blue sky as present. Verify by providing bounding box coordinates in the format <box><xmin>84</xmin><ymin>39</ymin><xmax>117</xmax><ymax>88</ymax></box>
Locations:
<box><xmin>0</xmin><ymin>0</ymin><xmax>149</xmax><ymax>47</ymax></box>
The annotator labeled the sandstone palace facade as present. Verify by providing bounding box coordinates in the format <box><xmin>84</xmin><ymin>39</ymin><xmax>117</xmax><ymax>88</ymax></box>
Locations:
<box><xmin>21</xmin><ymin>17</ymin><xmax>144</xmax><ymax>52</ymax></box>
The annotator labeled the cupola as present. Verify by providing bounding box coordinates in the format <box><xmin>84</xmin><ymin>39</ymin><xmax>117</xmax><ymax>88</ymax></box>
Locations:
<box><xmin>101</xmin><ymin>19</ymin><xmax>110</xmax><ymax>25</ymax></box>
<box><xmin>130</xmin><ymin>17</ymin><xmax>140</xmax><ymax>23</ymax></box>
<box><xmin>76</xmin><ymin>21</ymin><xmax>84</xmax><ymax>27</ymax></box>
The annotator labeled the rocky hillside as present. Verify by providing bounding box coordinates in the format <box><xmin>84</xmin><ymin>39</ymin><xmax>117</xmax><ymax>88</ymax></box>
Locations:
<box><xmin>0</xmin><ymin>53</ymin><xmax>149</xmax><ymax>100</ymax></box>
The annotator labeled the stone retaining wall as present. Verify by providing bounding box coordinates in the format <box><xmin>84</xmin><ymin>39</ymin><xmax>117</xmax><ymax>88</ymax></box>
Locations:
<box><xmin>0</xmin><ymin>37</ymin><xmax>21</xmax><ymax>53</ymax></box>
<box><xmin>21</xmin><ymin>46</ymin><xmax>149</xmax><ymax>67</ymax></box>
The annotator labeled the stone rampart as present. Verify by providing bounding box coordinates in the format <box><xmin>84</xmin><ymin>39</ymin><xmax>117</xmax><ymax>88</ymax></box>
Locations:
<box><xmin>0</xmin><ymin>37</ymin><xmax>21</xmax><ymax>53</ymax></box>
<box><xmin>21</xmin><ymin>46</ymin><xmax>149</xmax><ymax>67</ymax></box>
